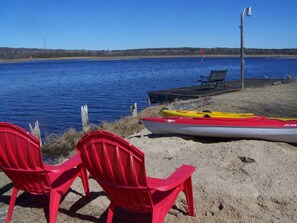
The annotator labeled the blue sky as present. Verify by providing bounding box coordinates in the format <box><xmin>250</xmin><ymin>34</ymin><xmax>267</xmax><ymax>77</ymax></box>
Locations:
<box><xmin>0</xmin><ymin>0</ymin><xmax>296</xmax><ymax>50</ymax></box>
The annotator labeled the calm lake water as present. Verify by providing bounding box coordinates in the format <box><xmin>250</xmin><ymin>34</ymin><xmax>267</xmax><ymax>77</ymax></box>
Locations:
<box><xmin>1</xmin><ymin>57</ymin><xmax>297</xmax><ymax>136</ymax></box>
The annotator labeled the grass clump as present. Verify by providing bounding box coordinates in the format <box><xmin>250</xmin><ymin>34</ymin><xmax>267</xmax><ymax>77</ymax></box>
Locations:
<box><xmin>42</xmin><ymin>128</ymin><xmax>83</xmax><ymax>160</ymax></box>
<box><xmin>98</xmin><ymin>105</ymin><xmax>163</xmax><ymax>137</ymax></box>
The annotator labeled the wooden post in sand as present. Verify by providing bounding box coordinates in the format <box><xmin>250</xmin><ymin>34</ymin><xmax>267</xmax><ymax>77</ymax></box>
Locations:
<box><xmin>29</xmin><ymin>120</ymin><xmax>42</xmax><ymax>147</ymax></box>
<box><xmin>81</xmin><ymin>104</ymin><xmax>89</xmax><ymax>132</ymax></box>
<box><xmin>130</xmin><ymin>102</ymin><xmax>138</xmax><ymax>117</ymax></box>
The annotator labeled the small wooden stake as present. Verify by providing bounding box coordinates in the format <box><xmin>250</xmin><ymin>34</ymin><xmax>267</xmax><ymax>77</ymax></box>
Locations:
<box><xmin>130</xmin><ymin>102</ymin><xmax>138</xmax><ymax>117</ymax></box>
<box><xmin>81</xmin><ymin>104</ymin><xmax>89</xmax><ymax>132</ymax></box>
<box><xmin>29</xmin><ymin>120</ymin><xmax>42</xmax><ymax>147</ymax></box>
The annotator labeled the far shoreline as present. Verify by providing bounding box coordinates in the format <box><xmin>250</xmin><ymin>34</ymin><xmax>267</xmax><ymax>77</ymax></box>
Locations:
<box><xmin>1</xmin><ymin>54</ymin><xmax>297</xmax><ymax>63</ymax></box>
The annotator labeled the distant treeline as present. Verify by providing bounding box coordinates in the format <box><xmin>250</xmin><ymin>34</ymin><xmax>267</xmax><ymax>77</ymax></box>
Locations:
<box><xmin>0</xmin><ymin>47</ymin><xmax>297</xmax><ymax>60</ymax></box>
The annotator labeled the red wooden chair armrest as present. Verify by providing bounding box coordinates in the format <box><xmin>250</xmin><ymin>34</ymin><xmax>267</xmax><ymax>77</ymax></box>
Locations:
<box><xmin>45</xmin><ymin>154</ymin><xmax>82</xmax><ymax>174</ymax></box>
<box><xmin>149</xmin><ymin>165</ymin><xmax>195</xmax><ymax>191</ymax></box>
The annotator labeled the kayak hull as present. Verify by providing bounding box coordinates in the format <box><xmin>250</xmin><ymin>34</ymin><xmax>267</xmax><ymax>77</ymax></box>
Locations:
<box><xmin>142</xmin><ymin>117</ymin><xmax>297</xmax><ymax>144</ymax></box>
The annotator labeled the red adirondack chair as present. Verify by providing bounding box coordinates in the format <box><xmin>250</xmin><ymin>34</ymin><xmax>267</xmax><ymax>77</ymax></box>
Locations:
<box><xmin>0</xmin><ymin>122</ymin><xmax>90</xmax><ymax>223</ymax></box>
<box><xmin>77</xmin><ymin>130</ymin><xmax>195</xmax><ymax>223</ymax></box>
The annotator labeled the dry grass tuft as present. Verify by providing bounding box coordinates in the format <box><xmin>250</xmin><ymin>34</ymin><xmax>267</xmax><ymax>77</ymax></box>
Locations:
<box><xmin>92</xmin><ymin>105</ymin><xmax>163</xmax><ymax>137</ymax></box>
<box><xmin>99</xmin><ymin>116</ymin><xmax>142</xmax><ymax>138</ymax></box>
<box><xmin>43</xmin><ymin>128</ymin><xmax>83</xmax><ymax>159</ymax></box>
<box><xmin>138</xmin><ymin>104</ymin><xmax>164</xmax><ymax>118</ymax></box>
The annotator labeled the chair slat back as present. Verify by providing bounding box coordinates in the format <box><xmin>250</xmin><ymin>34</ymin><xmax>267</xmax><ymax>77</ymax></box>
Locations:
<box><xmin>209</xmin><ymin>69</ymin><xmax>227</xmax><ymax>81</ymax></box>
<box><xmin>77</xmin><ymin>131</ymin><xmax>153</xmax><ymax>212</ymax></box>
<box><xmin>0</xmin><ymin>122</ymin><xmax>51</xmax><ymax>194</ymax></box>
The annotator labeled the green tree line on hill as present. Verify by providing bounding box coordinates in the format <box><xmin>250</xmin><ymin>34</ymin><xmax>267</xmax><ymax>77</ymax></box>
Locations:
<box><xmin>0</xmin><ymin>47</ymin><xmax>296</xmax><ymax>60</ymax></box>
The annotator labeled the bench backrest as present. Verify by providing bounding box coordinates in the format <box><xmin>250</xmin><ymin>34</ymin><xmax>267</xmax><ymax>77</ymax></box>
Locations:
<box><xmin>209</xmin><ymin>70</ymin><xmax>228</xmax><ymax>81</ymax></box>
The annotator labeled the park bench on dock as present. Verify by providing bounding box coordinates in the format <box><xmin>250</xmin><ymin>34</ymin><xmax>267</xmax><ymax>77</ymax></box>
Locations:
<box><xmin>198</xmin><ymin>69</ymin><xmax>228</xmax><ymax>89</ymax></box>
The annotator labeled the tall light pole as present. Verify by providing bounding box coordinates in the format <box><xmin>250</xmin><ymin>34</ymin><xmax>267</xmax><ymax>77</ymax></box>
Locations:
<box><xmin>240</xmin><ymin>6</ymin><xmax>252</xmax><ymax>90</ymax></box>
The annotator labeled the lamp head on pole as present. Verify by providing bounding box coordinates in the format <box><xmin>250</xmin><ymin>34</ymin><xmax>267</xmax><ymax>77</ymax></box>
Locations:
<box><xmin>245</xmin><ymin>6</ymin><xmax>252</xmax><ymax>16</ymax></box>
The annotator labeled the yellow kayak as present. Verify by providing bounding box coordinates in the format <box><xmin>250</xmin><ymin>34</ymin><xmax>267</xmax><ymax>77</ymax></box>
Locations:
<box><xmin>161</xmin><ymin>109</ymin><xmax>255</xmax><ymax>118</ymax></box>
<box><xmin>270</xmin><ymin>117</ymin><xmax>297</xmax><ymax>121</ymax></box>
<box><xmin>161</xmin><ymin>109</ymin><xmax>297</xmax><ymax>121</ymax></box>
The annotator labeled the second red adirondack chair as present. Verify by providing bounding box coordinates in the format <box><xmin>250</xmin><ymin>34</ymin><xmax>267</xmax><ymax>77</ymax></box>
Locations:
<box><xmin>77</xmin><ymin>130</ymin><xmax>195</xmax><ymax>223</ymax></box>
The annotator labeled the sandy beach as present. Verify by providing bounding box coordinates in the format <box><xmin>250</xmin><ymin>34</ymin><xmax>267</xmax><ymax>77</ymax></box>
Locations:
<box><xmin>1</xmin><ymin>81</ymin><xmax>297</xmax><ymax>222</ymax></box>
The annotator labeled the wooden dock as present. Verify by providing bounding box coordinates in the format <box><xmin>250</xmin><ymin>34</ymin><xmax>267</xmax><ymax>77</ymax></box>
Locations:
<box><xmin>148</xmin><ymin>78</ymin><xmax>291</xmax><ymax>104</ymax></box>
